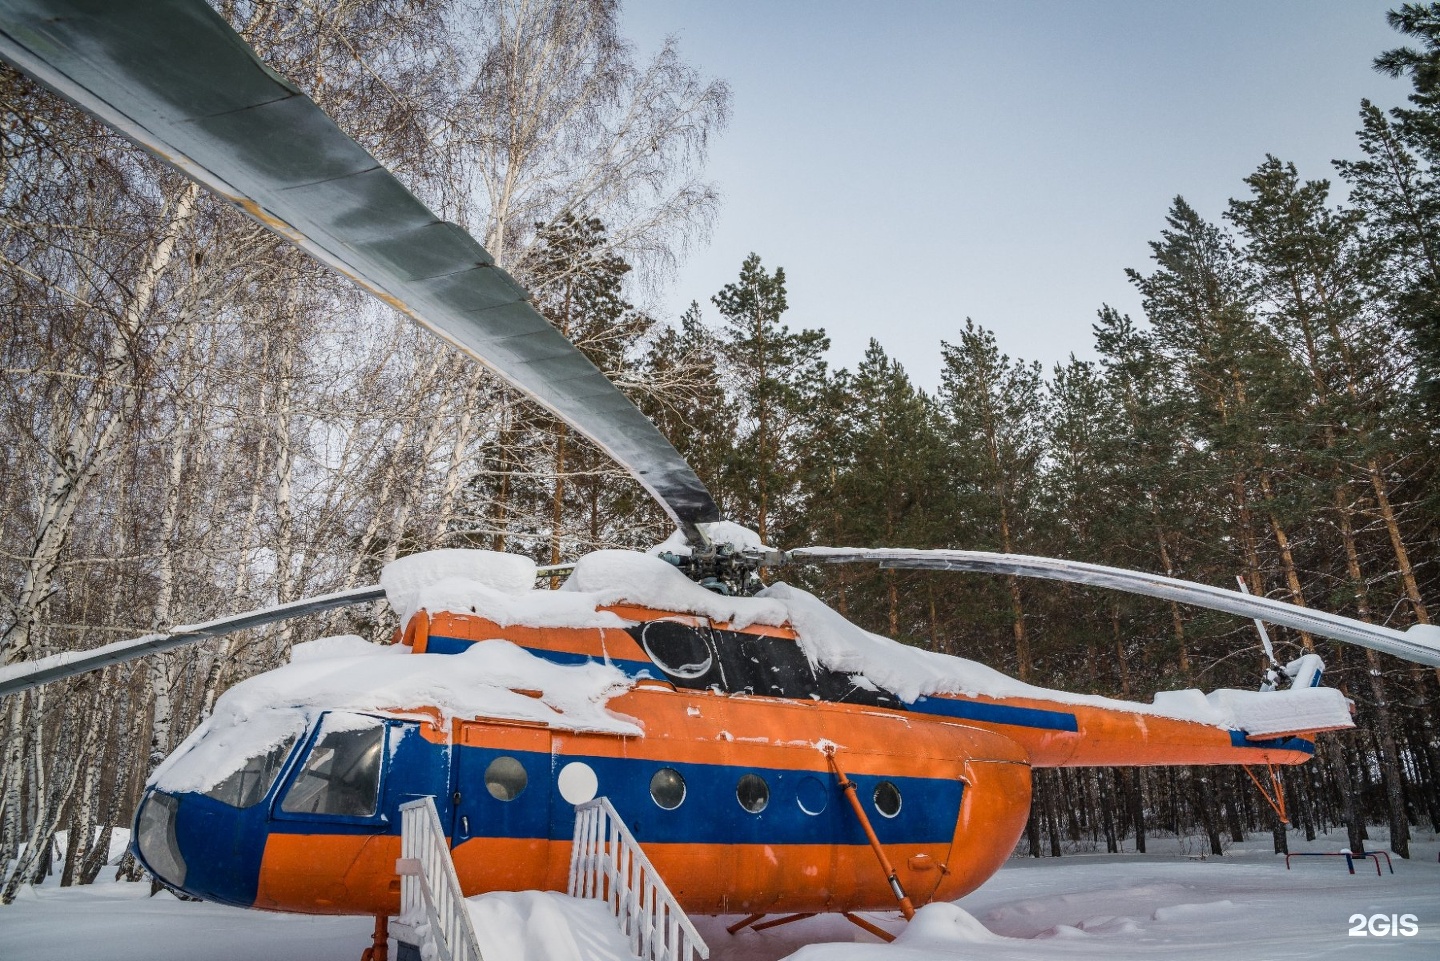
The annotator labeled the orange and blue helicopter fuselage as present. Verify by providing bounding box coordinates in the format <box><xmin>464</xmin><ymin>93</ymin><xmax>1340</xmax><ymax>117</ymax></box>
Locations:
<box><xmin>132</xmin><ymin>605</ymin><xmax>1317</xmax><ymax>917</ymax></box>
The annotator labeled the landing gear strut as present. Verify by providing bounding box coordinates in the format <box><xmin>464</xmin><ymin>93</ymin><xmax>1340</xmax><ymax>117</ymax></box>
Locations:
<box><xmin>361</xmin><ymin>914</ymin><xmax>389</xmax><ymax>961</ymax></box>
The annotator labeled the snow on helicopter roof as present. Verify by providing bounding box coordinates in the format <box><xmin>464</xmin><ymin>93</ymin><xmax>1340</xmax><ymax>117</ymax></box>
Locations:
<box><xmin>761</xmin><ymin>581</ymin><xmax>1352</xmax><ymax>736</ymax></box>
<box><xmin>150</xmin><ymin>637</ymin><xmax>639</xmax><ymax>795</ymax></box>
<box><xmin>380</xmin><ymin>548</ymin><xmax>634</xmax><ymax>630</ymax></box>
<box><xmin>153</xmin><ymin>533</ymin><xmax>1349</xmax><ymax>796</ymax></box>
<box><xmin>378</xmin><ymin>542</ymin><xmax>1351</xmax><ymax>737</ymax></box>
<box><xmin>380</xmin><ymin>542</ymin><xmax>793</xmax><ymax>630</ymax></box>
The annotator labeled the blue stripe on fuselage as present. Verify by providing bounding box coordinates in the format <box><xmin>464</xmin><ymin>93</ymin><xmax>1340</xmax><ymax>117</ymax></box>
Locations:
<box><xmin>454</xmin><ymin>747</ymin><xmax>963</xmax><ymax>847</ymax></box>
<box><xmin>429</xmin><ymin>634</ymin><xmax>1080</xmax><ymax>734</ymax></box>
<box><xmin>1229</xmin><ymin>730</ymin><xmax>1314</xmax><ymax>753</ymax></box>
<box><xmin>907</xmin><ymin>695</ymin><xmax>1079</xmax><ymax>732</ymax></box>
<box><xmin>425</xmin><ymin>634</ymin><xmax>656</xmax><ymax>678</ymax></box>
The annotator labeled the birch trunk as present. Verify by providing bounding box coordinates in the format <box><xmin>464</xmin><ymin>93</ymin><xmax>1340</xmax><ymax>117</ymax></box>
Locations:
<box><xmin>0</xmin><ymin>182</ymin><xmax>199</xmax><ymax>868</ymax></box>
<box><xmin>1</xmin><ymin>183</ymin><xmax>200</xmax><ymax>665</ymax></box>
<box><xmin>147</xmin><ymin>324</ymin><xmax>201</xmax><ymax>768</ymax></box>
<box><xmin>433</xmin><ymin>376</ymin><xmax>487</xmax><ymax>544</ymax></box>
<box><xmin>380</xmin><ymin>351</ymin><xmax>454</xmax><ymax>569</ymax></box>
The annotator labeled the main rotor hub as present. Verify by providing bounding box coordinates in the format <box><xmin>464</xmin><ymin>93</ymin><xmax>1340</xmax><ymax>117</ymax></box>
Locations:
<box><xmin>657</xmin><ymin>544</ymin><xmax>787</xmax><ymax>597</ymax></box>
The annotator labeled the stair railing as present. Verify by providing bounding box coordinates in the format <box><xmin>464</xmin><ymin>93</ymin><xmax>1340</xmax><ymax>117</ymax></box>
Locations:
<box><xmin>395</xmin><ymin>796</ymin><xmax>485</xmax><ymax>961</ymax></box>
<box><xmin>569</xmin><ymin>796</ymin><xmax>709</xmax><ymax>961</ymax></box>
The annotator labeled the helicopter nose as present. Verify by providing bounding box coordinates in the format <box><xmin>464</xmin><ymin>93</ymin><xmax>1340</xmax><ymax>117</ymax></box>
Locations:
<box><xmin>132</xmin><ymin>787</ymin><xmax>270</xmax><ymax>907</ymax></box>
<box><xmin>133</xmin><ymin>790</ymin><xmax>186</xmax><ymax>888</ymax></box>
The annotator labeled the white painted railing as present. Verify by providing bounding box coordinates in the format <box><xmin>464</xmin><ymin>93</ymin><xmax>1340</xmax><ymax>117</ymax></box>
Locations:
<box><xmin>569</xmin><ymin>796</ymin><xmax>708</xmax><ymax>961</ymax></box>
<box><xmin>395</xmin><ymin>797</ymin><xmax>485</xmax><ymax>961</ymax></box>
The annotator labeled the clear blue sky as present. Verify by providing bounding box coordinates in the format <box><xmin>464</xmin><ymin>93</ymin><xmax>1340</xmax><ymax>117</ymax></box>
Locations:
<box><xmin>621</xmin><ymin>0</ymin><xmax>1411</xmax><ymax>393</ymax></box>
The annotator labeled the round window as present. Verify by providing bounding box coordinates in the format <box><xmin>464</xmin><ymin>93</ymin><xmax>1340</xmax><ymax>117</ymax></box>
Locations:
<box><xmin>796</xmin><ymin>775</ymin><xmax>828</xmax><ymax>815</ymax></box>
<box><xmin>484</xmin><ymin>756</ymin><xmax>527</xmax><ymax>801</ymax></box>
<box><xmin>649</xmin><ymin>767</ymin><xmax>686</xmax><ymax>810</ymax></box>
<box><xmin>640</xmin><ymin>621</ymin><xmax>713</xmax><ymax>680</ymax></box>
<box><xmin>873</xmin><ymin>780</ymin><xmax>902</xmax><ymax>818</ymax></box>
<box><xmin>736</xmin><ymin>773</ymin><xmax>769</xmax><ymax>814</ymax></box>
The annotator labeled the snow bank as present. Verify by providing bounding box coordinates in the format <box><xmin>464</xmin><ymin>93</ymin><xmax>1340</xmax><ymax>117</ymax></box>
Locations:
<box><xmin>761</xmin><ymin>581</ymin><xmax>1353</xmax><ymax>733</ymax></box>
<box><xmin>465</xmin><ymin>891</ymin><xmax>639</xmax><ymax>961</ymax></box>
<box><xmin>289</xmin><ymin>634</ymin><xmax>373</xmax><ymax>662</ymax></box>
<box><xmin>1151</xmin><ymin>899</ymin><xmax>1237</xmax><ymax>922</ymax></box>
<box><xmin>895</xmin><ymin>903</ymin><xmax>1006</xmax><ymax>946</ymax></box>
<box><xmin>151</xmin><ymin>640</ymin><xmax>638</xmax><ymax>794</ymax></box>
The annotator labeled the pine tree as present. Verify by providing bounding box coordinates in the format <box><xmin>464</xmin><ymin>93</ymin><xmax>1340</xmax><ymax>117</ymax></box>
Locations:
<box><xmin>1362</xmin><ymin>4</ymin><xmax>1440</xmax><ymax>415</ymax></box>
<box><xmin>711</xmin><ymin>253</ymin><xmax>829</xmax><ymax>546</ymax></box>
<box><xmin>1092</xmin><ymin>307</ymin><xmax>1196</xmax><ymax>686</ymax></box>
<box><xmin>1044</xmin><ymin>356</ymin><xmax>1128</xmax><ymax>692</ymax></box>
<box><xmin>1127</xmin><ymin>198</ymin><xmax>1312</xmax><ymax>667</ymax></box>
<box><xmin>1227</xmin><ymin>156</ymin><xmax>1437</xmax><ymax>859</ymax></box>
<box><xmin>638</xmin><ymin>302</ymin><xmax>736</xmax><ymax>516</ymax></box>
<box><xmin>825</xmin><ymin>341</ymin><xmax>949</xmax><ymax>642</ymax></box>
<box><xmin>939</xmin><ymin>319</ymin><xmax>1046</xmax><ymax>680</ymax></box>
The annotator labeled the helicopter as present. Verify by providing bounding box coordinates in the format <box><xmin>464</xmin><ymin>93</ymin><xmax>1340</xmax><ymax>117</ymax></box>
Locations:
<box><xmin>3</xmin><ymin>0</ymin><xmax>1440</xmax><ymax>958</ymax></box>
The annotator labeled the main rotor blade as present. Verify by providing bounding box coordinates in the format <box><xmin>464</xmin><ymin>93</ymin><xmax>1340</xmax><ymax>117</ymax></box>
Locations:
<box><xmin>0</xmin><ymin>585</ymin><xmax>385</xmax><ymax>699</ymax></box>
<box><xmin>0</xmin><ymin>0</ymin><xmax>718</xmax><ymax>540</ymax></box>
<box><xmin>791</xmin><ymin>547</ymin><xmax>1440</xmax><ymax>668</ymax></box>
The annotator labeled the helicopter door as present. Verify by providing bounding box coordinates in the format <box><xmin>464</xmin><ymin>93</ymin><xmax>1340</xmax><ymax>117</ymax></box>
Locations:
<box><xmin>449</xmin><ymin>720</ymin><xmax>553</xmax><ymax>892</ymax></box>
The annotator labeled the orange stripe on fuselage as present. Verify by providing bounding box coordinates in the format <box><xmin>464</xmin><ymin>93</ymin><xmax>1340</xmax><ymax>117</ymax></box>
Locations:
<box><xmin>256</xmin><ymin>833</ymin><xmax>402</xmax><ymax>915</ymax></box>
<box><xmin>422</xmin><ymin>609</ymin><xmax>650</xmax><ymax>663</ymax></box>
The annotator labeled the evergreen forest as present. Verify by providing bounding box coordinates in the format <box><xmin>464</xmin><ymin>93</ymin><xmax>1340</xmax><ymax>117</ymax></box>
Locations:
<box><xmin>3</xmin><ymin>0</ymin><xmax>1440</xmax><ymax>898</ymax></box>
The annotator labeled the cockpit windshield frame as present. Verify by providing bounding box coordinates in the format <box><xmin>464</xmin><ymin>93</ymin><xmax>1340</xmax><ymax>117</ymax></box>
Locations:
<box><xmin>271</xmin><ymin>710</ymin><xmax>392</xmax><ymax>826</ymax></box>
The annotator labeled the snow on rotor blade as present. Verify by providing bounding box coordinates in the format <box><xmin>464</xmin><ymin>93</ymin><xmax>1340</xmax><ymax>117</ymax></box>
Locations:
<box><xmin>790</xmin><ymin>547</ymin><xmax>1440</xmax><ymax>668</ymax></box>
<box><xmin>0</xmin><ymin>585</ymin><xmax>385</xmax><ymax>698</ymax></box>
<box><xmin>0</xmin><ymin>0</ymin><xmax>718</xmax><ymax>541</ymax></box>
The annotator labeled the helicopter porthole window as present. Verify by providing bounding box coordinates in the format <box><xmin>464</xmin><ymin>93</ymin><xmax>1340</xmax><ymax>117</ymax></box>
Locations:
<box><xmin>794</xmin><ymin>778</ymin><xmax>829</xmax><ymax>818</ymax></box>
<box><xmin>649</xmin><ymin>767</ymin><xmax>686</xmax><ymax>810</ymax></box>
<box><xmin>796</xmin><ymin>775</ymin><xmax>828</xmax><ymax>815</ymax></box>
<box><xmin>736</xmin><ymin>773</ymin><xmax>769</xmax><ymax>814</ymax></box>
<box><xmin>280</xmin><ymin>714</ymin><xmax>385</xmax><ymax>817</ymax></box>
<box><xmin>485</xmin><ymin>756</ymin><xmax>527</xmax><ymax>801</ymax></box>
<box><xmin>873</xmin><ymin>780</ymin><xmax>902</xmax><ymax>818</ymax></box>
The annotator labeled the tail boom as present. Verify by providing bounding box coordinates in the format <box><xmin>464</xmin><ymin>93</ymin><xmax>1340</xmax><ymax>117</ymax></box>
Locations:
<box><xmin>921</xmin><ymin>692</ymin><xmax>1340</xmax><ymax>769</ymax></box>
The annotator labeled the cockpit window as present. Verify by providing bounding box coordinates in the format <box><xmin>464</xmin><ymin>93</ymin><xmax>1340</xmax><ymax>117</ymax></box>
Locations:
<box><xmin>280</xmin><ymin>713</ymin><xmax>385</xmax><ymax>817</ymax></box>
<box><xmin>201</xmin><ymin>734</ymin><xmax>297</xmax><ymax>808</ymax></box>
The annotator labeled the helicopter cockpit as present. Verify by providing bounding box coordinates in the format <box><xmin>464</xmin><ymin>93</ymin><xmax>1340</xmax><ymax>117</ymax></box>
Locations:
<box><xmin>133</xmin><ymin>709</ymin><xmax>443</xmax><ymax>911</ymax></box>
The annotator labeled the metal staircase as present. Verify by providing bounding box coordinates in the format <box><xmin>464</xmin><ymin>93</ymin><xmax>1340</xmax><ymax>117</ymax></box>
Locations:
<box><xmin>569</xmin><ymin>797</ymin><xmax>709</xmax><ymax>961</ymax></box>
<box><xmin>389</xmin><ymin>795</ymin><xmax>706</xmax><ymax>961</ymax></box>
<box><xmin>392</xmin><ymin>797</ymin><xmax>485</xmax><ymax>961</ymax></box>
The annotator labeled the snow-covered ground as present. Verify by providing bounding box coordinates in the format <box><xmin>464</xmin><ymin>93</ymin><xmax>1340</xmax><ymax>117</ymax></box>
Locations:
<box><xmin>4</xmin><ymin>829</ymin><xmax>1437</xmax><ymax>960</ymax></box>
